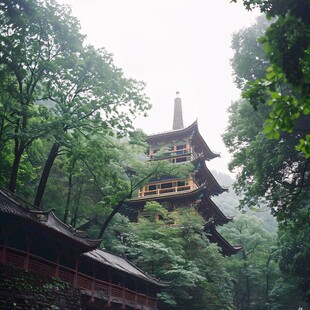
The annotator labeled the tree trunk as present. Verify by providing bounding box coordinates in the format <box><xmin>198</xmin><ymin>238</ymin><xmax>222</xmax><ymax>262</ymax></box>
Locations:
<box><xmin>63</xmin><ymin>173</ymin><xmax>73</xmax><ymax>224</ymax></box>
<box><xmin>245</xmin><ymin>273</ymin><xmax>251</xmax><ymax>309</ymax></box>
<box><xmin>265</xmin><ymin>255</ymin><xmax>272</xmax><ymax>305</ymax></box>
<box><xmin>8</xmin><ymin>148</ymin><xmax>23</xmax><ymax>192</ymax></box>
<box><xmin>98</xmin><ymin>196</ymin><xmax>131</xmax><ymax>239</ymax></box>
<box><xmin>242</xmin><ymin>249</ymin><xmax>251</xmax><ymax>310</ymax></box>
<box><xmin>70</xmin><ymin>177</ymin><xmax>84</xmax><ymax>228</ymax></box>
<box><xmin>8</xmin><ymin>138</ymin><xmax>26</xmax><ymax>192</ymax></box>
<box><xmin>34</xmin><ymin>142</ymin><xmax>59</xmax><ymax>208</ymax></box>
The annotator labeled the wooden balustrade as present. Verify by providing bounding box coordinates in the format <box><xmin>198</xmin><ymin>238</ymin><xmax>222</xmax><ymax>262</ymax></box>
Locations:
<box><xmin>149</xmin><ymin>148</ymin><xmax>190</xmax><ymax>159</ymax></box>
<box><xmin>0</xmin><ymin>245</ymin><xmax>157</xmax><ymax>310</ymax></box>
<box><xmin>139</xmin><ymin>184</ymin><xmax>191</xmax><ymax>197</ymax></box>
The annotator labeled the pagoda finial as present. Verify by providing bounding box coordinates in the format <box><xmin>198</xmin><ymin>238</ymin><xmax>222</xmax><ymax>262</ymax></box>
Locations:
<box><xmin>172</xmin><ymin>91</ymin><xmax>184</xmax><ymax>130</ymax></box>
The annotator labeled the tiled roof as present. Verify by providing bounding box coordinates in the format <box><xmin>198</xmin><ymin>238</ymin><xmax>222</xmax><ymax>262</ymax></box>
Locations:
<box><xmin>0</xmin><ymin>187</ymin><xmax>101</xmax><ymax>251</ymax></box>
<box><xmin>198</xmin><ymin>195</ymin><xmax>232</xmax><ymax>225</ymax></box>
<box><xmin>206</xmin><ymin>226</ymin><xmax>242</xmax><ymax>256</ymax></box>
<box><xmin>194</xmin><ymin>157</ymin><xmax>228</xmax><ymax>195</ymax></box>
<box><xmin>0</xmin><ymin>187</ymin><xmax>168</xmax><ymax>288</ymax></box>
<box><xmin>83</xmin><ymin>249</ymin><xmax>168</xmax><ymax>287</ymax></box>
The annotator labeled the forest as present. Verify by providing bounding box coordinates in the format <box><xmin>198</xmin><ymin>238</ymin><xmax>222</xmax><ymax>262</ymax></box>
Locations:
<box><xmin>0</xmin><ymin>0</ymin><xmax>309</xmax><ymax>309</ymax></box>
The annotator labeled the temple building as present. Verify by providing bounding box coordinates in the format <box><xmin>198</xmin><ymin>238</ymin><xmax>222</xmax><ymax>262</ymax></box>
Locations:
<box><xmin>130</xmin><ymin>93</ymin><xmax>241</xmax><ymax>256</ymax></box>
<box><xmin>0</xmin><ymin>187</ymin><xmax>166</xmax><ymax>310</ymax></box>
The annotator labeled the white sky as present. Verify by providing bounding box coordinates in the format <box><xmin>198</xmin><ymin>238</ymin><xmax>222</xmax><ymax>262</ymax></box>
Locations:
<box><xmin>57</xmin><ymin>0</ymin><xmax>260</xmax><ymax>176</ymax></box>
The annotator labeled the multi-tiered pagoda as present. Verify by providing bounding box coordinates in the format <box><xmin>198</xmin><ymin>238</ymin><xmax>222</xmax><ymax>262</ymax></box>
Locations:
<box><xmin>130</xmin><ymin>93</ymin><xmax>241</xmax><ymax>256</ymax></box>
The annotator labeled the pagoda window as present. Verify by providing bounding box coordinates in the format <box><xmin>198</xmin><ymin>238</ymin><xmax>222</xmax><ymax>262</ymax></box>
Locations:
<box><xmin>161</xmin><ymin>182</ymin><xmax>173</xmax><ymax>189</ymax></box>
<box><xmin>175</xmin><ymin>156</ymin><xmax>188</xmax><ymax>163</ymax></box>
<box><xmin>148</xmin><ymin>184</ymin><xmax>157</xmax><ymax>191</ymax></box>
<box><xmin>175</xmin><ymin>144</ymin><xmax>189</xmax><ymax>155</ymax></box>
<box><xmin>150</xmin><ymin>148</ymin><xmax>161</xmax><ymax>159</ymax></box>
<box><xmin>176</xmin><ymin>144</ymin><xmax>187</xmax><ymax>150</ymax></box>
<box><xmin>177</xmin><ymin>181</ymin><xmax>186</xmax><ymax>187</ymax></box>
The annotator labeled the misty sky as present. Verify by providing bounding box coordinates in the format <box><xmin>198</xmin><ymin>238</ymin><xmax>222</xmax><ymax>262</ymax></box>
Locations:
<box><xmin>57</xmin><ymin>0</ymin><xmax>260</xmax><ymax>177</ymax></box>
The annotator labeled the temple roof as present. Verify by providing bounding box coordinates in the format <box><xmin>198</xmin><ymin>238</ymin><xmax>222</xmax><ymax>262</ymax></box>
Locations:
<box><xmin>0</xmin><ymin>187</ymin><xmax>168</xmax><ymax>288</ymax></box>
<box><xmin>83</xmin><ymin>249</ymin><xmax>168</xmax><ymax>287</ymax></box>
<box><xmin>206</xmin><ymin>226</ymin><xmax>242</xmax><ymax>256</ymax></box>
<box><xmin>147</xmin><ymin>120</ymin><xmax>219</xmax><ymax>161</ymax></box>
<box><xmin>193</xmin><ymin>156</ymin><xmax>228</xmax><ymax>195</ymax></box>
<box><xmin>0</xmin><ymin>187</ymin><xmax>101</xmax><ymax>252</ymax></box>
<box><xmin>198</xmin><ymin>195</ymin><xmax>232</xmax><ymax>225</ymax></box>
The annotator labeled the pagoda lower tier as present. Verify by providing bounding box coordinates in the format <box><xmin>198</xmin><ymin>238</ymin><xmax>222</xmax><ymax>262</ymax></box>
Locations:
<box><xmin>128</xmin><ymin>185</ymin><xmax>241</xmax><ymax>256</ymax></box>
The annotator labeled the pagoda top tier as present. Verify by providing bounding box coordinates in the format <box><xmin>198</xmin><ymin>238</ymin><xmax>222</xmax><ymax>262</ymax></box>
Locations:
<box><xmin>147</xmin><ymin>120</ymin><xmax>220</xmax><ymax>161</ymax></box>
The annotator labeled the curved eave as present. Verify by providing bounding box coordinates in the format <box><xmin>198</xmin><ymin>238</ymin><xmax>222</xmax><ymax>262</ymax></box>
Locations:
<box><xmin>130</xmin><ymin>185</ymin><xmax>205</xmax><ymax>204</ymax></box>
<box><xmin>0</xmin><ymin>187</ymin><xmax>101</xmax><ymax>251</ymax></box>
<box><xmin>83</xmin><ymin>249</ymin><xmax>169</xmax><ymax>287</ymax></box>
<box><xmin>147</xmin><ymin>121</ymin><xmax>219</xmax><ymax>160</ymax></box>
<box><xmin>194</xmin><ymin>158</ymin><xmax>228</xmax><ymax>195</ymax></box>
<box><xmin>198</xmin><ymin>195</ymin><xmax>232</xmax><ymax>225</ymax></box>
<box><xmin>191</xmin><ymin>123</ymin><xmax>220</xmax><ymax>161</ymax></box>
<box><xmin>206</xmin><ymin>226</ymin><xmax>242</xmax><ymax>256</ymax></box>
<box><xmin>40</xmin><ymin>211</ymin><xmax>101</xmax><ymax>250</ymax></box>
<box><xmin>147</xmin><ymin>121</ymin><xmax>197</xmax><ymax>142</ymax></box>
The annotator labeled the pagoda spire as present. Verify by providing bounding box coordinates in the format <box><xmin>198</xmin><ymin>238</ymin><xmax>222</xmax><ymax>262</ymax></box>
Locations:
<box><xmin>172</xmin><ymin>91</ymin><xmax>184</xmax><ymax>130</ymax></box>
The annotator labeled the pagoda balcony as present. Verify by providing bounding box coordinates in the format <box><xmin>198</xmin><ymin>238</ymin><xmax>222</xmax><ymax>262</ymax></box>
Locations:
<box><xmin>0</xmin><ymin>245</ymin><xmax>157</xmax><ymax>310</ymax></box>
<box><xmin>150</xmin><ymin>150</ymin><xmax>201</xmax><ymax>162</ymax></box>
<box><xmin>150</xmin><ymin>148</ymin><xmax>189</xmax><ymax>159</ymax></box>
<box><xmin>138</xmin><ymin>184</ymin><xmax>193</xmax><ymax>197</ymax></box>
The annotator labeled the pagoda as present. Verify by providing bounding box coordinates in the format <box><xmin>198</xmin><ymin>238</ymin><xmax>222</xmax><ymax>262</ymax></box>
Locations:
<box><xmin>130</xmin><ymin>93</ymin><xmax>241</xmax><ymax>256</ymax></box>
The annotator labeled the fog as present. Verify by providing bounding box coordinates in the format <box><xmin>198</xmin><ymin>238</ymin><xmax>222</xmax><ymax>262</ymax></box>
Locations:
<box><xmin>57</xmin><ymin>0</ymin><xmax>260</xmax><ymax>176</ymax></box>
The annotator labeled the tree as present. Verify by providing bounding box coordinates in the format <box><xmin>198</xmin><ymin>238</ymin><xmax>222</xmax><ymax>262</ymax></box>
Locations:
<box><xmin>95</xmin><ymin>147</ymin><xmax>193</xmax><ymax>239</ymax></box>
<box><xmin>224</xmin><ymin>16</ymin><xmax>310</xmax><ymax>219</ymax></box>
<box><xmin>220</xmin><ymin>215</ymin><xmax>279</xmax><ymax>310</ymax></box>
<box><xmin>33</xmin><ymin>43</ymin><xmax>149</xmax><ymax>208</ymax></box>
<box><xmin>225</xmin><ymin>12</ymin><xmax>310</xmax><ymax>307</ymax></box>
<box><xmin>277</xmin><ymin>208</ymin><xmax>310</xmax><ymax>304</ymax></box>
<box><xmin>231</xmin><ymin>0</ymin><xmax>310</xmax><ymax>157</ymax></box>
<box><xmin>231</xmin><ymin>15</ymin><xmax>270</xmax><ymax>90</ymax></box>
<box><xmin>0</xmin><ymin>0</ymin><xmax>84</xmax><ymax>192</ymax></box>
<box><xmin>117</xmin><ymin>202</ymin><xmax>235</xmax><ymax>310</ymax></box>
<box><xmin>224</xmin><ymin>98</ymin><xmax>310</xmax><ymax>218</ymax></box>
<box><xmin>0</xmin><ymin>0</ymin><xmax>151</xmax><ymax>207</ymax></box>
<box><xmin>39</xmin><ymin>135</ymin><xmax>194</xmax><ymax>241</ymax></box>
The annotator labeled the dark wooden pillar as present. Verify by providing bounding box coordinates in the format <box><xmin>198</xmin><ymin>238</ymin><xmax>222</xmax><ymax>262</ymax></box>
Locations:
<box><xmin>0</xmin><ymin>232</ymin><xmax>8</xmax><ymax>264</ymax></box>
<box><xmin>73</xmin><ymin>255</ymin><xmax>79</xmax><ymax>287</ymax></box>
<box><xmin>91</xmin><ymin>268</ymin><xmax>96</xmax><ymax>302</ymax></box>
<box><xmin>108</xmin><ymin>270</ymin><xmax>112</xmax><ymax>307</ymax></box>
<box><xmin>134</xmin><ymin>279</ymin><xmax>138</xmax><ymax>310</ymax></box>
<box><xmin>121</xmin><ymin>274</ymin><xmax>125</xmax><ymax>309</ymax></box>
<box><xmin>146</xmin><ymin>284</ymin><xmax>150</xmax><ymax>308</ymax></box>
<box><xmin>146</xmin><ymin>295</ymin><xmax>149</xmax><ymax>308</ymax></box>
<box><xmin>23</xmin><ymin>239</ymin><xmax>32</xmax><ymax>270</ymax></box>
<box><xmin>55</xmin><ymin>252</ymin><xmax>60</xmax><ymax>277</ymax></box>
